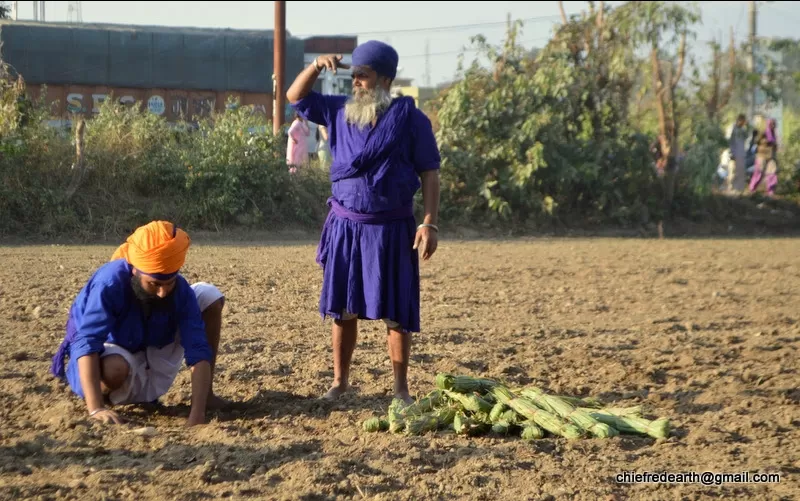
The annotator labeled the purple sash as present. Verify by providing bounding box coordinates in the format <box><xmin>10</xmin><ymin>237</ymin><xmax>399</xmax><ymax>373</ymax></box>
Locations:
<box><xmin>327</xmin><ymin>196</ymin><xmax>413</xmax><ymax>224</ymax></box>
<box><xmin>316</xmin><ymin>197</ymin><xmax>414</xmax><ymax>267</ymax></box>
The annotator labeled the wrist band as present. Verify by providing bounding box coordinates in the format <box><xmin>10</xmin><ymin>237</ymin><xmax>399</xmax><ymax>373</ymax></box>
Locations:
<box><xmin>418</xmin><ymin>223</ymin><xmax>439</xmax><ymax>232</ymax></box>
<box><xmin>313</xmin><ymin>58</ymin><xmax>323</xmax><ymax>72</ymax></box>
<box><xmin>89</xmin><ymin>408</ymin><xmax>107</xmax><ymax>416</ymax></box>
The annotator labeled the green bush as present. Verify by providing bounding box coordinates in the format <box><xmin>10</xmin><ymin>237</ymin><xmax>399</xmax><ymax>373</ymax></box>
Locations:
<box><xmin>0</xmin><ymin>78</ymin><xmax>77</xmax><ymax>237</ymax></box>
<box><xmin>179</xmin><ymin>100</ymin><xmax>329</xmax><ymax>229</ymax></box>
<box><xmin>0</xmin><ymin>77</ymin><xmax>331</xmax><ymax>240</ymax></box>
<box><xmin>777</xmin><ymin>109</ymin><xmax>800</xmax><ymax>195</ymax></box>
<box><xmin>433</xmin><ymin>19</ymin><xmax>663</xmax><ymax>227</ymax></box>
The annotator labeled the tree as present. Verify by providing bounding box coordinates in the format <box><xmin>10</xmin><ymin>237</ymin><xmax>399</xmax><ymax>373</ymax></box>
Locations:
<box><xmin>432</xmin><ymin>2</ymin><xmax>659</xmax><ymax>225</ymax></box>
<box><xmin>614</xmin><ymin>1</ymin><xmax>700</xmax><ymax>215</ymax></box>
<box><xmin>428</xmin><ymin>0</ymin><xmax>796</xmax><ymax>229</ymax></box>
<box><xmin>699</xmin><ymin>28</ymin><xmax>736</xmax><ymax>122</ymax></box>
<box><xmin>0</xmin><ymin>2</ymin><xmax>10</xmax><ymax>19</ymax></box>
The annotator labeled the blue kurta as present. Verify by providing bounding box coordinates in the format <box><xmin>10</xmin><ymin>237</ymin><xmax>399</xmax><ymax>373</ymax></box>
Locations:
<box><xmin>292</xmin><ymin>91</ymin><xmax>441</xmax><ymax>333</ymax></box>
<box><xmin>50</xmin><ymin>259</ymin><xmax>213</xmax><ymax>398</ymax></box>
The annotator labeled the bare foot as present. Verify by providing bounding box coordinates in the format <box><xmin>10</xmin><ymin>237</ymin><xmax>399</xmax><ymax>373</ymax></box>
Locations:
<box><xmin>322</xmin><ymin>384</ymin><xmax>349</xmax><ymax>401</ymax></box>
<box><xmin>394</xmin><ymin>390</ymin><xmax>413</xmax><ymax>406</ymax></box>
<box><xmin>206</xmin><ymin>393</ymin><xmax>234</xmax><ymax>410</ymax></box>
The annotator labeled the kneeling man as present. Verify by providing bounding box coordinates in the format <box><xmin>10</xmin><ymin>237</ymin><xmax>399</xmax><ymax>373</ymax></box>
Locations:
<box><xmin>50</xmin><ymin>220</ymin><xmax>228</xmax><ymax>426</ymax></box>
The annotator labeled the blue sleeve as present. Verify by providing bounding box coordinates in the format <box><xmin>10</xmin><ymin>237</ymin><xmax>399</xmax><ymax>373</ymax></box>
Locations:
<box><xmin>177</xmin><ymin>284</ymin><xmax>213</xmax><ymax>367</ymax></box>
<box><xmin>291</xmin><ymin>91</ymin><xmax>347</xmax><ymax>128</ymax></box>
<box><xmin>411</xmin><ymin>110</ymin><xmax>441</xmax><ymax>174</ymax></box>
<box><xmin>70</xmin><ymin>281</ymin><xmax>119</xmax><ymax>360</ymax></box>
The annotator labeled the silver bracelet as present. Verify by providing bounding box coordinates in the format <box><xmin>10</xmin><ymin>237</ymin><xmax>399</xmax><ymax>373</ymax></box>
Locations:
<box><xmin>418</xmin><ymin>223</ymin><xmax>439</xmax><ymax>232</ymax></box>
<box><xmin>89</xmin><ymin>408</ymin><xmax>107</xmax><ymax>416</ymax></box>
<box><xmin>313</xmin><ymin>58</ymin><xmax>323</xmax><ymax>72</ymax></box>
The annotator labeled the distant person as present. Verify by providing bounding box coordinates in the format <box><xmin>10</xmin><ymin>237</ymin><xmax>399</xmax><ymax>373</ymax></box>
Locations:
<box><xmin>717</xmin><ymin>148</ymin><xmax>732</xmax><ymax>190</ymax></box>
<box><xmin>726</xmin><ymin>114</ymin><xmax>749</xmax><ymax>193</ymax></box>
<box><xmin>650</xmin><ymin>135</ymin><xmax>667</xmax><ymax>176</ymax></box>
<box><xmin>317</xmin><ymin>125</ymin><xmax>332</xmax><ymax>169</ymax></box>
<box><xmin>748</xmin><ymin>129</ymin><xmax>759</xmax><ymax>155</ymax></box>
<box><xmin>749</xmin><ymin>118</ymin><xmax>779</xmax><ymax>196</ymax></box>
<box><xmin>49</xmin><ymin>221</ymin><xmax>230</xmax><ymax>426</ymax></box>
<box><xmin>286</xmin><ymin>40</ymin><xmax>441</xmax><ymax>404</ymax></box>
<box><xmin>287</xmin><ymin>112</ymin><xmax>310</xmax><ymax>173</ymax></box>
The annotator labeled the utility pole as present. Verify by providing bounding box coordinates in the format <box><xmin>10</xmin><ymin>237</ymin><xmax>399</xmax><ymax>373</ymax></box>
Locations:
<box><xmin>273</xmin><ymin>0</ymin><xmax>286</xmax><ymax>136</ymax></box>
<box><xmin>33</xmin><ymin>1</ymin><xmax>38</xmax><ymax>20</ymax></box>
<box><xmin>748</xmin><ymin>0</ymin><xmax>757</xmax><ymax>119</ymax></box>
<box><xmin>68</xmin><ymin>1</ymin><xmax>83</xmax><ymax>23</ymax></box>
<box><xmin>40</xmin><ymin>1</ymin><xmax>45</xmax><ymax>21</ymax></box>
<box><xmin>424</xmin><ymin>39</ymin><xmax>431</xmax><ymax>88</ymax></box>
<box><xmin>12</xmin><ymin>2</ymin><xmax>18</xmax><ymax>20</ymax></box>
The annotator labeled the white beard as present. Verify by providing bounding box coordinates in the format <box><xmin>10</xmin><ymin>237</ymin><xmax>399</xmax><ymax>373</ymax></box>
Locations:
<box><xmin>344</xmin><ymin>87</ymin><xmax>393</xmax><ymax>129</ymax></box>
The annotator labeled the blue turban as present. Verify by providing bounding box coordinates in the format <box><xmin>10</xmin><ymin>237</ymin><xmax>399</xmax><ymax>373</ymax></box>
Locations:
<box><xmin>352</xmin><ymin>40</ymin><xmax>399</xmax><ymax>80</ymax></box>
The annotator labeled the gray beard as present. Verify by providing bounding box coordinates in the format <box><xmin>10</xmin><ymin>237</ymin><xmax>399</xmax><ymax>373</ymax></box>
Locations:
<box><xmin>344</xmin><ymin>87</ymin><xmax>393</xmax><ymax>129</ymax></box>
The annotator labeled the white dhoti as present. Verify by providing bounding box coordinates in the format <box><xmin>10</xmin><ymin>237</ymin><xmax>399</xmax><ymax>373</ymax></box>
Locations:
<box><xmin>102</xmin><ymin>282</ymin><xmax>224</xmax><ymax>405</ymax></box>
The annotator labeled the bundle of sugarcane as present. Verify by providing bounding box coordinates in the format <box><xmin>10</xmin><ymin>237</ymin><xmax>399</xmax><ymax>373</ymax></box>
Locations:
<box><xmin>361</xmin><ymin>373</ymin><xmax>672</xmax><ymax>441</ymax></box>
<box><xmin>519</xmin><ymin>387</ymin><xmax>619</xmax><ymax>439</ymax></box>
<box><xmin>579</xmin><ymin>405</ymin><xmax>644</xmax><ymax>417</ymax></box>
<box><xmin>587</xmin><ymin>411</ymin><xmax>671</xmax><ymax>439</ymax></box>
<box><xmin>435</xmin><ymin>373</ymin><xmax>498</xmax><ymax>393</ymax></box>
<box><xmin>443</xmin><ymin>390</ymin><xmax>493</xmax><ymax>415</ymax></box>
<box><xmin>387</xmin><ymin>398</ymin><xmax>407</xmax><ymax>434</ymax></box>
<box><xmin>491</xmin><ymin>386</ymin><xmax>584</xmax><ymax>439</ymax></box>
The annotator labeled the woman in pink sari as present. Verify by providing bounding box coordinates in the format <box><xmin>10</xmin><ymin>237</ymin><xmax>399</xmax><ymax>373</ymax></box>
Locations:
<box><xmin>287</xmin><ymin>112</ymin><xmax>310</xmax><ymax>173</ymax></box>
<box><xmin>749</xmin><ymin>118</ymin><xmax>779</xmax><ymax>196</ymax></box>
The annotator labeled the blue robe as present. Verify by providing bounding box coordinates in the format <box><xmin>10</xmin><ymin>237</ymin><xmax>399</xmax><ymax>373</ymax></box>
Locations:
<box><xmin>50</xmin><ymin>259</ymin><xmax>213</xmax><ymax>398</ymax></box>
<box><xmin>292</xmin><ymin>91</ymin><xmax>441</xmax><ymax>332</ymax></box>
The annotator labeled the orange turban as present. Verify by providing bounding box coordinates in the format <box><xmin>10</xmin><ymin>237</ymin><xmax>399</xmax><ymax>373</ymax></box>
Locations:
<box><xmin>110</xmin><ymin>221</ymin><xmax>191</xmax><ymax>279</ymax></box>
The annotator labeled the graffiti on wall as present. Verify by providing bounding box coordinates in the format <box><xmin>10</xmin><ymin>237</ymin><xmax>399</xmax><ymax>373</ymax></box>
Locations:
<box><xmin>66</xmin><ymin>93</ymin><xmax>113</xmax><ymax>114</ymax></box>
<box><xmin>171</xmin><ymin>97</ymin><xmax>188</xmax><ymax>118</ymax></box>
<box><xmin>64</xmin><ymin>93</ymin><xmax>216</xmax><ymax>118</ymax></box>
<box><xmin>192</xmin><ymin>97</ymin><xmax>215</xmax><ymax>118</ymax></box>
<box><xmin>41</xmin><ymin>86</ymin><xmax>272</xmax><ymax>122</ymax></box>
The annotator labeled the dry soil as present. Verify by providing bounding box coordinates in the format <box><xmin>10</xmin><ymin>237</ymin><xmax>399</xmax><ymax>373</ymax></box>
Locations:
<box><xmin>0</xmin><ymin>237</ymin><xmax>798</xmax><ymax>500</ymax></box>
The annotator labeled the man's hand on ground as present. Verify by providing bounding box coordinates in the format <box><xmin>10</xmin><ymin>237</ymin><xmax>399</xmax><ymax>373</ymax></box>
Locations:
<box><xmin>90</xmin><ymin>408</ymin><xmax>125</xmax><ymax>425</ymax></box>
<box><xmin>188</xmin><ymin>361</ymin><xmax>212</xmax><ymax>427</ymax></box>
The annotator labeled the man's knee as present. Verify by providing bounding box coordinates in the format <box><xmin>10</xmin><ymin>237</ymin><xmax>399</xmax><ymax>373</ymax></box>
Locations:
<box><xmin>341</xmin><ymin>310</ymin><xmax>401</xmax><ymax>330</ymax></box>
<box><xmin>383</xmin><ymin>318</ymin><xmax>402</xmax><ymax>330</ymax></box>
<box><xmin>100</xmin><ymin>354</ymin><xmax>130</xmax><ymax>390</ymax></box>
<box><xmin>192</xmin><ymin>282</ymin><xmax>226</xmax><ymax>314</ymax></box>
<box><xmin>340</xmin><ymin>310</ymin><xmax>358</xmax><ymax>321</ymax></box>
<box><xmin>203</xmin><ymin>296</ymin><xmax>225</xmax><ymax>317</ymax></box>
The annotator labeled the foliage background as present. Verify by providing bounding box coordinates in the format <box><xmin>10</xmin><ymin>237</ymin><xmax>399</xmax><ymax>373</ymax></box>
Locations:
<box><xmin>1</xmin><ymin>1</ymin><xmax>799</xmax><ymax>241</ymax></box>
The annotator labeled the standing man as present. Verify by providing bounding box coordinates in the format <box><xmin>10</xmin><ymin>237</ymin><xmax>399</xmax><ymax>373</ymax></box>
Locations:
<box><xmin>286</xmin><ymin>40</ymin><xmax>441</xmax><ymax>404</ymax></box>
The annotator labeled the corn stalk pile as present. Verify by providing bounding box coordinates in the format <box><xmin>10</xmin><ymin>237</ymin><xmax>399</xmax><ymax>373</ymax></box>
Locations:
<box><xmin>362</xmin><ymin>373</ymin><xmax>671</xmax><ymax>440</ymax></box>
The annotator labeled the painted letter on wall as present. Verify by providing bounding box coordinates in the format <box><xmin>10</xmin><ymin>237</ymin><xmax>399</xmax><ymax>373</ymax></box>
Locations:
<box><xmin>66</xmin><ymin>93</ymin><xmax>84</xmax><ymax>114</ymax></box>
<box><xmin>92</xmin><ymin>94</ymin><xmax>108</xmax><ymax>113</ymax></box>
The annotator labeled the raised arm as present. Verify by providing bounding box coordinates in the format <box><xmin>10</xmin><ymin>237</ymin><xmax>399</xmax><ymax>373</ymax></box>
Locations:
<box><xmin>287</xmin><ymin>54</ymin><xmax>351</xmax><ymax>104</ymax></box>
<box><xmin>286</xmin><ymin>55</ymin><xmax>350</xmax><ymax>128</ymax></box>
